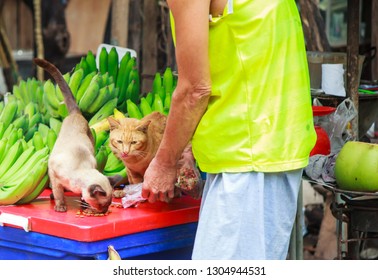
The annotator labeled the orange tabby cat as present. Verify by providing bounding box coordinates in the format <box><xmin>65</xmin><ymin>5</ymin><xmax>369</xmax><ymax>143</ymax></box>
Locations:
<box><xmin>108</xmin><ymin>111</ymin><xmax>166</xmax><ymax>185</ymax></box>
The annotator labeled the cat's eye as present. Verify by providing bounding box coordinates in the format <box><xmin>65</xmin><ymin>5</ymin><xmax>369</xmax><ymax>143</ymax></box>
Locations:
<box><xmin>131</xmin><ymin>141</ymin><xmax>137</xmax><ymax>145</ymax></box>
<box><xmin>117</xmin><ymin>140</ymin><xmax>123</xmax><ymax>144</ymax></box>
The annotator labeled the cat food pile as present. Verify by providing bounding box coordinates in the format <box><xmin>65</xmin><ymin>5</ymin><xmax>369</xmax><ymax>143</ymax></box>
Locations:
<box><xmin>75</xmin><ymin>208</ymin><xmax>112</xmax><ymax>218</ymax></box>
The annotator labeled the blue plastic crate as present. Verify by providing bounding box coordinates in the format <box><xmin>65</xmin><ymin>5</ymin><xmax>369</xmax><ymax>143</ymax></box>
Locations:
<box><xmin>0</xmin><ymin>222</ymin><xmax>197</xmax><ymax>260</ymax></box>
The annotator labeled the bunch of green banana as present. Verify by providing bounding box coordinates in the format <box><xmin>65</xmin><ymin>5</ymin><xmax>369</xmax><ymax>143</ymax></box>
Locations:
<box><xmin>96</xmin><ymin>47</ymin><xmax>140</xmax><ymax>113</ymax></box>
<box><xmin>0</xmin><ymin>143</ymin><xmax>49</xmax><ymax>205</ymax></box>
<box><xmin>74</xmin><ymin>50</ymin><xmax>97</xmax><ymax>76</ymax></box>
<box><xmin>12</xmin><ymin>77</ymin><xmax>45</xmax><ymax>114</ymax></box>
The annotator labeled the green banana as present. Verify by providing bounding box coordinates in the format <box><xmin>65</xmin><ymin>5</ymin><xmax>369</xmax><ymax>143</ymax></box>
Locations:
<box><xmin>0</xmin><ymin>140</ymin><xmax>24</xmax><ymax>176</ymax></box>
<box><xmin>38</xmin><ymin>123</ymin><xmax>50</xmax><ymax>141</ymax></box>
<box><xmin>0</xmin><ymin>122</ymin><xmax>4</xmax><ymax>139</ymax></box>
<box><xmin>4</xmin><ymin>127</ymin><xmax>20</xmax><ymax>151</ymax></box>
<box><xmin>88</xmin><ymin>98</ymin><xmax>118</xmax><ymax>126</ymax></box>
<box><xmin>118</xmin><ymin>57</ymin><xmax>136</xmax><ymax>105</ymax></box>
<box><xmin>139</xmin><ymin>97</ymin><xmax>152</xmax><ymax>117</ymax></box>
<box><xmin>29</xmin><ymin>111</ymin><xmax>43</xmax><ymax>129</ymax></box>
<box><xmin>128</xmin><ymin>68</ymin><xmax>140</xmax><ymax>103</ymax></box>
<box><xmin>163</xmin><ymin>67</ymin><xmax>174</xmax><ymax>95</ymax></box>
<box><xmin>108</xmin><ymin>47</ymin><xmax>119</xmax><ymax>81</ymax></box>
<box><xmin>43</xmin><ymin>79</ymin><xmax>60</xmax><ymax>111</ymax></box>
<box><xmin>0</xmin><ymin>156</ymin><xmax>48</xmax><ymax>205</ymax></box>
<box><xmin>94</xmin><ymin>130</ymin><xmax>109</xmax><ymax>151</ymax></box>
<box><xmin>49</xmin><ymin>117</ymin><xmax>62</xmax><ymax>135</ymax></box>
<box><xmin>32</xmin><ymin>131</ymin><xmax>45</xmax><ymax>151</ymax></box>
<box><xmin>42</xmin><ymin>92</ymin><xmax>60</xmax><ymax>119</ymax></box>
<box><xmin>104</xmin><ymin>151</ymin><xmax>125</xmax><ymax>173</ymax></box>
<box><xmin>152</xmin><ymin>93</ymin><xmax>164</xmax><ymax>114</ymax></box>
<box><xmin>95</xmin><ymin>145</ymin><xmax>109</xmax><ymax>173</ymax></box>
<box><xmin>68</xmin><ymin>68</ymin><xmax>84</xmax><ymax>98</ymax></box>
<box><xmin>145</xmin><ymin>92</ymin><xmax>154</xmax><ymax>106</ymax></box>
<box><xmin>0</xmin><ymin>138</ymin><xmax>8</xmax><ymax>162</ymax></box>
<box><xmin>86</xmin><ymin>85</ymin><xmax>111</xmax><ymax>115</ymax></box>
<box><xmin>17</xmin><ymin>80</ymin><xmax>30</xmax><ymax>105</ymax></box>
<box><xmin>99</xmin><ymin>47</ymin><xmax>108</xmax><ymax>75</ymax></box>
<box><xmin>57</xmin><ymin>103</ymin><xmax>69</xmax><ymax>118</ymax></box>
<box><xmin>152</xmin><ymin>72</ymin><xmax>162</xmax><ymax>95</ymax></box>
<box><xmin>24</xmin><ymin>125</ymin><xmax>38</xmax><ymax>142</ymax></box>
<box><xmin>46</xmin><ymin>128</ymin><xmax>57</xmax><ymax>152</ymax></box>
<box><xmin>0</xmin><ymin>101</ymin><xmax>4</xmax><ymax>116</ymax></box>
<box><xmin>0</xmin><ymin>146</ymin><xmax>35</xmax><ymax>182</ymax></box>
<box><xmin>16</xmin><ymin>174</ymin><xmax>49</xmax><ymax>205</ymax></box>
<box><xmin>7</xmin><ymin>147</ymin><xmax>49</xmax><ymax>182</ymax></box>
<box><xmin>163</xmin><ymin>92</ymin><xmax>171</xmax><ymax>115</ymax></box>
<box><xmin>115</xmin><ymin>51</ymin><xmax>131</xmax><ymax>91</ymax></box>
<box><xmin>12</xmin><ymin>114</ymin><xmax>29</xmax><ymax>135</ymax></box>
<box><xmin>85</xmin><ymin>50</ymin><xmax>97</xmax><ymax>73</ymax></box>
<box><xmin>23</xmin><ymin>101</ymin><xmax>37</xmax><ymax>120</ymax></box>
<box><xmin>0</xmin><ymin>98</ymin><xmax>18</xmax><ymax>128</ymax></box>
<box><xmin>78</xmin><ymin>76</ymin><xmax>100</xmax><ymax>112</ymax></box>
<box><xmin>75</xmin><ymin>71</ymin><xmax>97</xmax><ymax>102</ymax></box>
<box><xmin>103</xmin><ymin>167</ymin><xmax>127</xmax><ymax>178</ymax></box>
<box><xmin>126</xmin><ymin>99</ymin><xmax>143</xmax><ymax>119</ymax></box>
<box><xmin>2</xmin><ymin>123</ymin><xmax>15</xmax><ymax>139</ymax></box>
<box><xmin>78</xmin><ymin>57</ymin><xmax>89</xmax><ymax>76</ymax></box>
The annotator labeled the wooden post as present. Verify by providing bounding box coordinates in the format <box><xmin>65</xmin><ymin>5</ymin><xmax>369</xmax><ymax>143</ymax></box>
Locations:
<box><xmin>142</xmin><ymin>0</ymin><xmax>158</xmax><ymax>94</ymax></box>
<box><xmin>346</xmin><ymin>0</ymin><xmax>360</xmax><ymax>140</ymax></box>
<box><xmin>372</xmin><ymin>0</ymin><xmax>378</xmax><ymax>81</ymax></box>
<box><xmin>110</xmin><ymin>0</ymin><xmax>129</xmax><ymax>47</ymax></box>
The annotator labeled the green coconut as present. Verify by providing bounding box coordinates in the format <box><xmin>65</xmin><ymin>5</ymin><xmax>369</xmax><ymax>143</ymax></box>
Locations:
<box><xmin>335</xmin><ymin>141</ymin><xmax>378</xmax><ymax>192</ymax></box>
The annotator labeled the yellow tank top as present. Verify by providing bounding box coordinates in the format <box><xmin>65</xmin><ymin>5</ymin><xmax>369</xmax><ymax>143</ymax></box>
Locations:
<box><xmin>171</xmin><ymin>0</ymin><xmax>316</xmax><ymax>173</ymax></box>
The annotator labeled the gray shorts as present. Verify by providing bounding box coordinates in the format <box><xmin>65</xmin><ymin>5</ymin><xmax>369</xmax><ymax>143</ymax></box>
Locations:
<box><xmin>192</xmin><ymin>170</ymin><xmax>303</xmax><ymax>260</ymax></box>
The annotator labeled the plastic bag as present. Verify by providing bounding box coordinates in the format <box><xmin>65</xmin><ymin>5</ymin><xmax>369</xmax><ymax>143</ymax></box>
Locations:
<box><xmin>313</xmin><ymin>98</ymin><xmax>357</xmax><ymax>154</ymax></box>
<box><xmin>121</xmin><ymin>183</ymin><xmax>146</xmax><ymax>208</ymax></box>
<box><xmin>175</xmin><ymin>144</ymin><xmax>204</xmax><ymax>199</ymax></box>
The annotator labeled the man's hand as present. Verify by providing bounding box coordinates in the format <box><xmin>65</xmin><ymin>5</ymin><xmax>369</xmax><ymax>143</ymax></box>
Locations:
<box><xmin>141</xmin><ymin>157</ymin><xmax>177</xmax><ymax>203</ymax></box>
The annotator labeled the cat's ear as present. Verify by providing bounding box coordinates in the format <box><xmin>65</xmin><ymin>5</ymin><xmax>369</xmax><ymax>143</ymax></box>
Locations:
<box><xmin>136</xmin><ymin>120</ymin><xmax>151</xmax><ymax>133</ymax></box>
<box><xmin>89</xmin><ymin>184</ymin><xmax>107</xmax><ymax>197</ymax></box>
<box><xmin>108</xmin><ymin>117</ymin><xmax>121</xmax><ymax>130</ymax></box>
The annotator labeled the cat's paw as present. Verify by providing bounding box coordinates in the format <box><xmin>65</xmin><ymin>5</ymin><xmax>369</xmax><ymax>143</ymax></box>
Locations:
<box><xmin>54</xmin><ymin>204</ymin><xmax>67</xmax><ymax>212</ymax></box>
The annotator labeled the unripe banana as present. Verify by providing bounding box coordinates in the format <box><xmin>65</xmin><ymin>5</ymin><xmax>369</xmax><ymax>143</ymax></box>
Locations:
<box><xmin>49</xmin><ymin>117</ymin><xmax>62</xmax><ymax>135</ymax></box>
<box><xmin>152</xmin><ymin>93</ymin><xmax>164</xmax><ymax>114</ymax></box>
<box><xmin>163</xmin><ymin>92</ymin><xmax>172</xmax><ymax>115</ymax></box>
<box><xmin>78</xmin><ymin>79</ymin><xmax>100</xmax><ymax>112</ymax></box>
<box><xmin>115</xmin><ymin>51</ymin><xmax>131</xmax><ymax>91</ymax></box>
<box><xmin>108</xmin><ymin>47</ymin><xmax>119</xmax><ymax>81</ymax></box>
<box><xmin>99</xmin><ymin>46</ymin><xmax>108</xmax><ymax>75</ymax></box>
<box><xmin>95</xmin><ymin>145</ymin><xmax>109</xmax><ymax>173</ymax></box>
<box><xmin>0</xmin><ymin>146</ymin><xmax>36</xmax><ymax>182</ymax></box>
<box><xmin>68</xmin><ymin>68</ymin><xmax>85</xmax><ymax>98</ymax></box>
<box><xmin>0</xmin><ymin>138</ymin><xmax>8</xmax><ymax>162</ymax></box>
<box><xmin>139</xmin><ymin>97</ymin><xmax>153</xmax><ymax>117</ymax></box>
<box><xmin>24</xmin><ymin>125</ymin><xmax>38</xmax><ymax>142</ymax></box>
<box><xmin>88</xmin><ymin>98</ymin><xmax>118</xmax><ymax>126</ymax></box>
<box><xmin>0</xmin><ymin>140</ymin><xmax>24</xmax><ymax>175</ymax></box>
<box><xmin>43</xmin><ymin>79</ymin><xmax>60</xmax><ymax>110</ymax></box>
<box><xmin>163</xmin><ymin>67</ymin><xmax>174</xmax><ymax>95</ymax></box>
<box><xmin>0</xmin><ymin>98</ymin><xmax>18</xmax><ymax>128</ymax></box>
<box><xmin>38</xmin><ymin>123</ymin><xmax>50</xmax><ymax>141</ymax></box>
<box><xmin>46</xmin><ymin>128</ymin><xmax>57</xmax><ymax>152</ymax></box>
<box><xmin>104</xmin><ymin>151</ymin><xmax>125</xmax><ymax>173</ymax></box>
<box><xmin>126</xmin><ymin>99</ymin><xmax>143</xmax><ymax>119</ymax></box>
<box><xmin>0</xmin><ymin>156</ymin><xmax>48</xmax><ymax>205</ymax></box>
<box><xmin>86</xmin><ymin>85</ymin><xmax>111</xmax><ymax>115</ymax></box>
<box><xmin>145</xmin><ymin>92</ymin><xmax>154</xmax><ymax>107</ymax></box>
<box><xmin>29</xmin><ymin>112</ymin><xmax>42</xmax><ymax>129</ymax></box>
<box><xmin>113</xmin><ymin>108</ymin><xmax>126</xmax><ymax>119</ymax></box>
<box><xmin>75</xmin><ymin>71</ymin><xmax>97</xmax><ymax>102</ymax></box>
<box><xmin>152</xmin><ymin>72</ymin><xmax>162</xmax><ymax>95</ymax></box>
<box><xmin>16</xmin><ymin>174</ymin><xmax>49</xmax><ymax>205</ymax></box>
<box><xmin>85</xmin><ymin>50</ymin><xmax>97</xmax><ymax>73</ymax></box>
<box><xmin>32</xmin><ymin>131</ymin><xmax>45</xmax><ymax>151</ymax></box>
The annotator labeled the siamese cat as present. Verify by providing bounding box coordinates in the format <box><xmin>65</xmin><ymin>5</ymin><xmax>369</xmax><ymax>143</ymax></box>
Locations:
<box><xmin>34</xmin><ymin>58</ymin><xmax>120</xmax><ymax>213</ymax></box>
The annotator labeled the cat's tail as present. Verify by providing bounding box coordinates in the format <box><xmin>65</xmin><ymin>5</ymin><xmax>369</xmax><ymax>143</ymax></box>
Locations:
<box><xmin>33</xmin><ymin>58</ymin><xmax>80</xmax><ymax>114</ymax></box>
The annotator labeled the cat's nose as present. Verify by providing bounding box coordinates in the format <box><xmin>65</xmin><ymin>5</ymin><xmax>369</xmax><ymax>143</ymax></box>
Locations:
<box><xmin>121</xmin><ymin>152</ymin><xmax>128</xmax><ymax>158</ymax></box>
